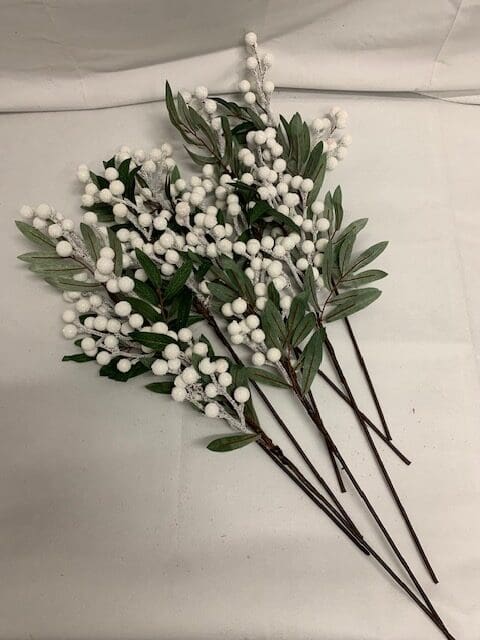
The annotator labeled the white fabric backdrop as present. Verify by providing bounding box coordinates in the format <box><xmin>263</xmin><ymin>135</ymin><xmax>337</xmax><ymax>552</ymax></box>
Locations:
<box><xmin>1</xmin><ymin>1</ymin><xmax>480</xmax><ymax>638</ymax></box>
<box><xmin>1</xmin><ymin>90</ymin><xmax>479</xmax><ymax>639</ymax></box>
<box><xmin>2</xmin><ymin>0</ymin><xmax>480</xmax><ymax>111</ymax></box>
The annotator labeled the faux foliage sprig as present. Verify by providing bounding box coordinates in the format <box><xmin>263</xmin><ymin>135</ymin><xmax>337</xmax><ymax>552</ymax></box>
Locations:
<box><xmin>15</xmin><ymin>32</ymin><xmax>454</xmax><ymax>640</ymax></box>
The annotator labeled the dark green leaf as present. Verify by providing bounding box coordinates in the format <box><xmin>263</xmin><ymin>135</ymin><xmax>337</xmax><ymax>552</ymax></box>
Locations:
<box><xmin>304</xmin><ymin>265</ymin><xmax>320</xmax><ymax>312</ymax></box>
<box><xmin>107</xmin><ymin>227</ymin><xmax>123</xmax><ymax>276</ymax></box>
<box><xmin>207</xmin><ymin>433</ymin><xmax>259</xmax><ymax>452</ymax></box>
<box><xmin>300</xmin><ymin>328</ymin><xmax>325</xmax><ymax>394</ymax></box>
<box><xmin>306</xmin><ymin>155</ymin><xmax>327</xmax><ymax>206</ymax></box>
<box><xmin>145</xmin><ymin>381</ymin><xmax>174</xmax><ymax>394</ymax></box>
<box><xmin>287</xmin><ymin>293</ymin><xmax>308</xmax><ymax>335</ymax></box>
<box><xmin>62</xmin><ymin>353</ymin><xmax>95</xmax><ymax>363</ymax></box>
<box><xmin>246</xmin><ymin>367</ymin><xmax>290</xmax><ymax>389</ymax></box>
<box><xmin>261</xmin><ymin>300</ymin><xmax>287</xmax><ymax>349</ymax></box>
<box><xmin>207</xmin><ymin>281</ymin><xmax>236</xmax><ymax>303</ymax></box>
<box><xmin>165</xmin><ymin>258</ymin><xmax>192</xmax><ymax>301</ymax></box>
<box><xmin>123</xmin><ymin>296</ymin><xmax>162</xmax><ymax>323</ymax></box>
<box><xmin>134</xmin><ymin>279</ymin><xmax>159</xmax><ymax>305</ymax></box>
<box><xmin>322</xmin><ymin>240</ymin><xmax>335</xmax><ymax>290</ymax></box>
<box><xmin>89</xmin><ymin>171</ymin><xmax>109</xmax><ymax>190</ymax></box>
<box><xmin>290</xmin><ymin>312</ymin><xmax>316</xmax><ymax>347</ymax></box>
<box><xmin>135</xmin><ymin>248</ymin><xmax>162</xmax><ymax>289</ymax></box>
<box><xmin>131</xmin><ymin>331</ymin><xmax>176</xmax><ymax>350</ymax></box>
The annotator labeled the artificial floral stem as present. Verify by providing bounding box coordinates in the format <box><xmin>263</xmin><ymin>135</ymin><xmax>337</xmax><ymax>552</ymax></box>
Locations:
<box><xmin>343</xmin><ymin>315</ymin><xmax>392</xmax><ymax>440</ymax></box>
<box><xmin>260</xmin><ymin>440</ymin><xmax>455</xmax><ymax>640</ymax></box>
<box><xmin>196</xmin><ymin>300</ymin><xmax>357</xmax><ymax>533</ymax></box>
<box><xmin>318</xmin><ymin>370</ymin><xmax>411</xmax><ymax>465</ymax></box>
<box><xmin>324</xmin><ymin>335</ymin><xmax>439</xmax><ymax>585</ymax></box>
<box><xmin>283</xmin><ymin>359</ymin><xmax>445</xmax><ymax>626</ymax></box>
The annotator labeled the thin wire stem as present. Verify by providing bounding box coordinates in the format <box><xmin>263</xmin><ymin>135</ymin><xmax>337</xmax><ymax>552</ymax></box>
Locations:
<box><xmin>344</xmin><ymin>316</ymin><xmax>392</xmax><ymax>440</ymax></box>
<box><xmin>324</xmin><ymin>336</ymin><xmax>438</xmax><ymax>584</ymax></box>
<box><xmin>318</xmin><ymin>370</ymin><xmax>410</xmax><ymax>465</ymax></box>
<box><xmin>259</xmin><ymin>442</ymin><xmax>455</xmax><ymax>640</ymax></box>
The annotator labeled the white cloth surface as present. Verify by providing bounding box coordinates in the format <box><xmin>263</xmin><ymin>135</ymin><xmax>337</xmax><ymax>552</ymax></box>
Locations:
<box><xmin>2</xmin><ymin>0</ymin><xmax>480</xmax><ymax>111</ymax></box>
<box><xmin>1</xmin><ymin>90</ymin><xmax>479</xmax><ymax>639</ymax></box>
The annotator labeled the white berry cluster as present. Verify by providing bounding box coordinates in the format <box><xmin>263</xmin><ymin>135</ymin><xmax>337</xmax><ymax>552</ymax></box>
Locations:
<box><xmin>152</xmin><ymin>336</ymin><xmax>251</xmax><ymax>426</ymax></box>
<box><xmin>240</xmin><ymin>31</ymin><xmax>275</xmax><ymax>124</ymax></box>
<box><xmin>311</xmin><ymin>107</ymin><xmax>352</xmax><ymax>170</ymax></box>
<box><xmin>17</xmin><ymin>33</ymin><xmax>352</xmax><ymax>430</ymax></box>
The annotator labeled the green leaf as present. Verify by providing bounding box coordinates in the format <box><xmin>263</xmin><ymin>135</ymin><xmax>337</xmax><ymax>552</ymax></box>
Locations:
<box><xmin>103</xmin><ymin>156</ymin><xmax>116</xmax><ymax>169</ymax></box>
<box><xmin>261</xmin><ymin>300</ymin><xmax>287</xmax><ymax>349</ymax></box>
<box><xmin>105</xmin><ymin>227</ymin><xmax>122</xmax><ymax>276</ymax></box>
<box><xmin>290</xmin><ymin>312</ymin><xmax>316</xmax><ymax>347</ymax></box>
<box><xmin>45</xmin><ymin>276</ymin><xmax>100</xmax><ymax>292</ymax></box>
<box><xmin>306</xmin><ymin>155</ymin><xmax>327</xmax><ymax>206</ymax></box>
<box><xmin>117</xmin><ymin>158</ymin><xmax>131</xmax><ymax>184</ymax></box>
<box><xmin>29</xmin><ymin>259</ymin><xmax>84</xmax><ymax>274</ymax></box>
<box><xmin>246</xmin><ymin>367</ymin><xmax>290</xmax><ymax>389</ymax></box>
<box><xmin>207</xmin><ymin>281</ymin><xmax>236</xmax><ymax>303</ymax></box>
<box><xmin>325</xmin><ymin>288</ymin><xmax>382</xmax><ymax>323</ymax></box>
<box><xmin>226</xmin><ymin>269</ymin><xmax>255</xmax><ymax>306</ymax></box>
<box><xmin>184</xmin><ymin>147</ymin><xmax>217</xmax><ymax>167</ymax></box>
<box><xmin>89</xmin><ymin>171</ymin><xmax>109</xmax><ymax>190</ymax></box>
<box><xmin>80</xmin><ymin>222</ymin><xmax>102</xmax><ymax>263</ymax></box>
<box><xmin>304</xmin><ymin>266</ymin><xmax>320</xmax><ymax>312</ymax></box>
<box><xmin>207</xmin><ymin>433</ymin><xmax>259</xmax><ymax>452</ymax></box>
<box><xmin>62</xmin><ymin>353</ymin><xmax>95</xmax><ymax>363</ymax></box>
<box><xmin>125</xmin><ymin>166</ymin><xmax>142</xmax><ymax>201</ymax></box>
<box><xmin>175</xmin><ymin>288</ymin><xmax>193</xmax><ymax>329</ymax></box>
<box><xmin>145</xmin><ymin>381</ymin><xmax>174</xmax><ymax>394</ymax></box>
<box><xmin>134</xmin><ymin>279</ymin><xmax>159</xmax><ymax>306</ymax></box>
<box><xmin>322</xmin><ymin>240</ymin><xmax>336</xmax><ymax>290</ymax></box>
<box><xmin>99</xmin><ymin>357</ymin><xmax>150</xmax><ymax>382</ymax></box>
<box><xmin>338</xmin><ymin>233</ymin><xmax>355</xmax><ymax>273</ymax></box>
<box><xmin>332</xmin><ymin>185</ymin><xmax>344</xmax><ymax>231</ymax></box>
<box><xmin>18</xmin><ymin>250</ymin><xmax>57</xmax><ymax>262</ymax></box>
<box><xmin>164</xmin><ymin>258</ymin><xmax>192</xmax><ymax>301</ymax></box>
<box><xmin>342</xmin><ymin>269</ymin><xmax>388</xmax><ymax>288</ymax></box>
<box><xmin>135</xmin><ymin>248</ymin><xmax>162</xmax><ymax>290</ymax></box>
<box><xmin>267</xmin><ymin>281</ymin><xmax>280</xmax><ymax>308</ymax></box>
<box><xmin>335</xmin><ymin>218</ymin><xmax>368</xmax><ymax>244</ymax></box>
<box><xmin>123</xmin><ymin>296</ymin><xmax>162</xmax><ymax>323</ymax></box>
<box><xmin>131</xmin><ymin>331</ymin><xmax>176</xmax><ymax>350</ymax></box>
<box><xmin>348</xmin><ymin>241</ymin><xmax>388</xmax><ymax>273</ymax></box>
<box><xmin>15</xmin><ymin>221</ymin><xmax>57</xmax><ymax>250</ymax></box>
<box><xmin>287</xmin><ymin>293</ymin><xmax>308</xmax><ymax>336</ymax></box>
<box><xmin>303</xmin><ymin>140</ymin><xmax>324</xmax><ymax>180</ymax></box>
<box><xmin>300</xmin><ymin>328</ymin><xmax>325</xmax><ymax>394</ymax></box>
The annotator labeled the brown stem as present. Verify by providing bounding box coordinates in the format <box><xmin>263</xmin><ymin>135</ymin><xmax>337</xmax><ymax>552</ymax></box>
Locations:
<box><xmin>256</xmin><ymin>437</ymin><xmax>365</xmax><ymax>549</ymax></box>
<box><xmin>343</xmin><ymin>315</ymin><xmax>392</xmax><ymax>440</ymax></box>
<box><xmin>324</xmin><ymin>336</ymin><xmax>438</xmax><ymax>585</ymax></box>
<box><xmin>258</xmin><ymin>437</ymin><xmax>455</xmax><ymax>640</ymax></box>
<box><xmin>318</xmin><ymin>370</ymin><xmax>410</xmax><ymax>465</ymax></box>
<box><xmin>283</xmin><ymin>359</ymin><xmax>448</xmax><ymax>631</ymax></box>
